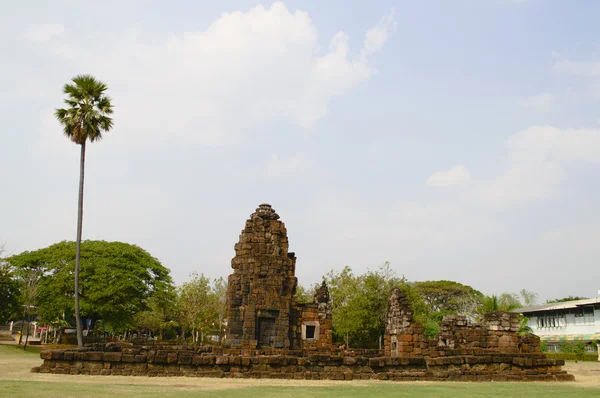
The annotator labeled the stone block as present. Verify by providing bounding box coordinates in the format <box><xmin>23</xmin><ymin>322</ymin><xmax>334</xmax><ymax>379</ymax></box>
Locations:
<box><xmin>216</xmin><ymin>356</ymin><xmax>229</xmax><ymax>365</ymax></box>
<box><xmin>122</xmin><ymin>354</ymin><xmax>135</xmax><ymax>363</ymax></box>
<box><xmin>103</xmin><ymin>352</ymin><xmax>122</xmax><ymax>362</ymax></box>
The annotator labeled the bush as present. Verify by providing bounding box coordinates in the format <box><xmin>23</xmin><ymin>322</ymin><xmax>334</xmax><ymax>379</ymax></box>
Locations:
<box><xmin>544</xmin><ymin>352</ymin><xmax>598</xmax><ymax>362</ymax></box>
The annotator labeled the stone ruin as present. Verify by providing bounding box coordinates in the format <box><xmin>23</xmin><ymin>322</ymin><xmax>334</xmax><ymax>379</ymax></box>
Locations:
<box><xmin>32</xmin><ymin>203</ymin><xmax>573</xmax><ymax>381</ymax></box>
<box><xmin>226</xmin><ymin>204</ymin><xmax>332</xmax><ymax>351</ymax></box>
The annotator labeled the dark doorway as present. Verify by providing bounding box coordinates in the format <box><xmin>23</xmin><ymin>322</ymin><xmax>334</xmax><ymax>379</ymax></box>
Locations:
<box><xmin>305</xmin><ymin>325</ymin><xmax>316</xmax><ymax>339</ymax></box>
<box><xmin>257</xmin><ymin>318</ymin><xmax>276</xmax><ymax>348</ymax></box>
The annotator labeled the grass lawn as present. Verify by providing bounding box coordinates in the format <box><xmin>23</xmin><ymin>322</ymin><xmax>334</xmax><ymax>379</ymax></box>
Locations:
<box><xmin>1</xmin><ymin>345</ymin><xmax>599</xmax><ymax>397</ymax></box>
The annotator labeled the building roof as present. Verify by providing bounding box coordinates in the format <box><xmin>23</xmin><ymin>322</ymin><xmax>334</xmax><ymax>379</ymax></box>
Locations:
<box><xmin>514</xmin><ymin>297</ymin><xmax>600</xmax><ymax>313</ymax></box>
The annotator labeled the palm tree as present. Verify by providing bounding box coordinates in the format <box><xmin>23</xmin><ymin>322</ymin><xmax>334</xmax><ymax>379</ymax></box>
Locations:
<box><xmin>517</xmin><ymin>316</ymin><xmax>534</xmax><ymax>336</ymax></box>
<box><xmin>55</xmin><ymin>75</ymin><xmax>114</xmax><ymax>347</ymax></box>
<box><xmin>481</xmin><ymin>295</ymin><xmax>499</xmax><ymax>314</ymax></box>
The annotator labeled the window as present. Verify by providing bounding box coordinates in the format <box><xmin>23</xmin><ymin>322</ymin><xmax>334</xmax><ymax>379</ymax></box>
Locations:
<box><xmin>536</xmin><ymin>311</ymin><xmax>567</xmax><ymax>329</ymax></box>
<box><xmin>573</xmin><ymin>307</ymin><xmax>594</xmax><ymax>326</ymax></box>
<box><xmin>302</xmin><ymin>322</ymin><xmax>319</xmax><ymax>341</ymax></box>
<box><xmin>546</xmin><ymin>344</ymin><xmax>559</xmax><ymax>352</ymax></box>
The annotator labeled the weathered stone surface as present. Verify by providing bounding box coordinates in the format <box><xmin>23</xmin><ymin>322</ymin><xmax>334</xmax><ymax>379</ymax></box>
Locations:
<box><xmin>226</xmin><ymin>204</ymin><xmax>332</xmax><ymax>350</ymax></box>
<box><xmin>32</xmin><ymin>203</ymin><xmax>573</xmax><ymax>383</ymax></box>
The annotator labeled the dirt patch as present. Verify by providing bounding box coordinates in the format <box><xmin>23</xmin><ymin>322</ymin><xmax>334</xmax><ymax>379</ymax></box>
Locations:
<box><xmin>563</xmin><ymin>361</ymin><xmax>600</xmax><ymax>388</ymax></box>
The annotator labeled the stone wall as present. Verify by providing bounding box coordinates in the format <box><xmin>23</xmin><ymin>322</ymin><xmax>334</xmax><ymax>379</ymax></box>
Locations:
<box><xmin>33</xmin><ymin>344</ymin><xmax>573</xmax><ymax>381</ymax></box>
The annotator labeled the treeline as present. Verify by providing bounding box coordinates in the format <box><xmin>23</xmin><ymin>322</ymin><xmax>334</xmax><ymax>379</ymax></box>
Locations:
<box><xmin>1</xmin><ymin>241</ymin><xmax>575</xmax><ymax>348</ymax></box>
<box><xmin>0</xmin><ymin>241</ymin><xmax>226</xmax><ymax>343</ymax></box>
<box><xmin>306</xmin><ymin>262</ymin><xmax>538</xmax><ymax>348</ymax></box>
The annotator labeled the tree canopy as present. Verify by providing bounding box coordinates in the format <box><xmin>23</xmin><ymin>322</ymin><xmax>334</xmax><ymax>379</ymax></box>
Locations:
<box><xmin>546</xmin><ymin>296</ymin><xmax>589</xmax><ymax>303</ymax></box>
<box><xmin>0</xmin><ymin>256</ymin><xmax>20</xmax><ymax>323</ymax></box>
<box><xmin>412</xmin><ymin>280</ymin><xmax>484</xmax><ymax>318</ymax></box>
<box><xmin>295</xmin><ymin>284</ymin><xmax>316</xmax><ymax>304</ymax></box>
<box><xmin>55</xmin><ymin>75</ymin><xmax>114</xmax><ymax>145</ymax></box>
<box><xmin>324</xmin><ymin>263</ymin><xmax>405</xmax><ymax>348</ymax></box>
<box><xmin>177</xmin><ymin>273</ymin><xmax>227</xmax><ymax>343</ymax></box>
<box><xmin>8</xmin><ymin>240</ymin><xmax>174</xmax><ymax>332</ymax></box>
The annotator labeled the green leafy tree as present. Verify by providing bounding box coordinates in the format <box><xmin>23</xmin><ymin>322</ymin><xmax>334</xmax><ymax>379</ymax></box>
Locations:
<box><xmin>178</xmin><ymin>273</ymin><xmax>216</xmax><ymax>344</ymax></box>
<box><xmin>55</xmin><ymin>75</ymin><xmax>114</xmax><ymax>347</ymax></box>
<box><xmin>325</xmin><ymin>263</ymin><xmax>404</xmax><ymax>348</ymax></box>
<box><xmin>480</xmin><ymin>293</ymin><xmax>522</xmax><ymax>315</ymax></box>
<box><xmin>546</xmin><ymin>296</ymin><xmax>589</xmax><ymax>303</ymax></box>
<box><xmin>396</xmin><ymin>282</ymin><xmax>439</xmax><ymax>339</ymax></box>
<box><xmin>480</xmin><ymin>295</ymin><xmax>499</xmax><ymax>314</ymax></box>
<box><xmin>519</xmin><ymin>289</ymin><xmax>538</xmax><ymax>306</ymax></box>
<box><xmin>412</xmin><ymin>280</ymin><xmax>484</xmax><ymax>319</ymax></box>
<box><xmin>8</xmin><ymin>241</ymin><xmax>174</xmax><ymax>334</ymax></box>
<box><xmin>517</xmin><ymin>316</ymin><xmax>533</xmax><ymax>336</ymax></box>
<box><xmin>573</xmin><ymin>341</ymin><xmax>586</xmax><ymax>360</ymax></box>
<box><xmin>0</xmin><ymin>243</ymin><xmax>20</xmax><ymax>323</ymax></box>
<box><xmin>133</xmin><ymin>283</ymin><xmax>178</xmax><ymax>340</ymax></box>
<box><xmin>295</xmin><ymin>284</ymin><xmax>316</xmax><ymax>304</ymax></box>
<box><xmin>498</xmin><ymin>293</ymin><xmax>522</xmax><ymax>311</ymax></box>
<box><xmin>559</xmin><ymin>340</ymin><xmax>574</xmax><ymax>353</ymax></box>
<box><xmin>16</xmin><ymin>269</ymin><xmax>41</xmax><ymax>349</ymax></box>
<box><xmin>211</xmin><ymin>277</ymin><xmax>228</xmax><ymax>342</ymax></box>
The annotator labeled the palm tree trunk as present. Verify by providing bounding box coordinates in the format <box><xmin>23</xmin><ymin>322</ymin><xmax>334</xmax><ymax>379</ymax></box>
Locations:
<box><xmin>74</xmin><ymin>140</ymin><xmax>86</xmax><ymax>347</ymax></box>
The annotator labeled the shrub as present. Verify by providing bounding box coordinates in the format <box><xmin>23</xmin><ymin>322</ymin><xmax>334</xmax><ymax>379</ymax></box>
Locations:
<box><xmin>544</xmin><ymin>352</ymin><xmax>598</xmax><ymax>361</ymax></box>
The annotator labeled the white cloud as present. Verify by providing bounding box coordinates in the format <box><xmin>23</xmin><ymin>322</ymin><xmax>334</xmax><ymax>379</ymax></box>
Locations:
<box><xmin>427</xmin><ymin>165</ymin><xmax>471</xmax><ymax>187</ymax></box>
<box><xmin>464</xmin><ymin>161</ymin><xmax>566</xmax><ymax>206</ymax></box>
<box><xmin>361</xmin><ymin>10</ymin><xmax>397</xmax><ymax>59</ymax></box>
<box><xmin>553</xmin><ymin>59</ymin><xmax>600</xmax><ymax>77</ymax></box>
<box><xmin>517</xmin><ymin>92</ymin><xmax>556</xmax><ymax>110</ymax></box>
<box><xmin>34</xmin><ymin>2</ymin><xmax>395</xmax><ymax>148</ymax></box>
<box><xmin>265</xmin><ymin>152</ymin><xmax>314</xmax><ymax>178</ymax></box>
<box><xmin>507</xmin><ymin>125</ymin><xmax>600</xmax><ymax>163</ymax></box>
<box><xmin>23</xmin><ymin>24</ymin><xmax>64</xmax><ymax>42</ymax></box>
<box><xmin>463</xmin><ymin>126</ymin><xmax>600</xmax><ymax>206</ymax></box>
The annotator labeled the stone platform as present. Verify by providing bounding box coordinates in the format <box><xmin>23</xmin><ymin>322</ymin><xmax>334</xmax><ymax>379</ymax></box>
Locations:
<box><xmin>32</xmin><ymin>344</ymin><xmax>572</xmax><ymax>381</ymax></box>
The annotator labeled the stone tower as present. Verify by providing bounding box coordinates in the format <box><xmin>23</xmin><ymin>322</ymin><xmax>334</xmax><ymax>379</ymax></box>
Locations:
<box><xmin>226</xmin><ymin>204</ymin><xmax>298</xmax><ymax>349</ymax></box>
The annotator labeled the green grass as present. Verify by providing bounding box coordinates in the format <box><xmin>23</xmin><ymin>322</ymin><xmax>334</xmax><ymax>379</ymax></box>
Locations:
<box><xmin>0</xmin><ymin>344</ymin><xmax>41</xmax><ymax>356</ymax></box>
<box><xmin>1</xmin><ymin>345</ymin><xmax>598</xmax><ymax>398</ymax></box>
<box><xmin>0</xmin><ymin>380</ymin><xmax>598</xmax><ymax>398</ymax></box>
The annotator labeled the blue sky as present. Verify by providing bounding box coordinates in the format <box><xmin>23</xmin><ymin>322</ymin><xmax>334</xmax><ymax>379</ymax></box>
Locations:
<box><xmin>2</xmin><ymin>0</ymin><xmax>600</xmax><ymax>302</ymax></box>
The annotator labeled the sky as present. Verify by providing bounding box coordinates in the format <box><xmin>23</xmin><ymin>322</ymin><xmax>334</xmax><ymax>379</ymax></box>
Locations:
<box><xmin>2</xmin><ymin>0</ymin><xmax>600</xmax><ymax>303</ymax></box>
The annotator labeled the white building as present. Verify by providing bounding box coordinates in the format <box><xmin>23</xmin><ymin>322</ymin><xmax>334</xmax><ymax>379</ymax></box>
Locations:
<box><xmin>515</xmin><ymin>298</ymin><xmax>600</xmax><ymax>360</ymax></box>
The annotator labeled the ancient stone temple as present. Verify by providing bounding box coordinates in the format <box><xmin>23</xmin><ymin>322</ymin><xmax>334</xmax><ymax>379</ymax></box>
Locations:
<box><xmin>32</xmin><ymin>203</ymin><xmax>573</xmax><ymax>381</ymax></box>
<box><xmin>226</xmin><ymin>204</ymin><xmax>332</xmax><ymax>350</ymax></box>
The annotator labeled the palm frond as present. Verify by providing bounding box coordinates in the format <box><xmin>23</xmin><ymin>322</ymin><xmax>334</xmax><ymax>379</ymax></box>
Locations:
<box><xmin>55</xmin><ymin>75</ymin><xmax>114</xmax><ymax>144</ymax></box>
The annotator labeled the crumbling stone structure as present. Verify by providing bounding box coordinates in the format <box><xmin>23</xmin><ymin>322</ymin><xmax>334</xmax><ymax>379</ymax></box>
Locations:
<box><xmin>32</xmin><ymin>204</ymin><xmax>573</xmax><ymax>382</ymax></box>
<box><xmin>385</xmin><ymin>288</ymin><xmax>525</xmax><ymax>359</ymax></box>
<box><xmin>381</xmin><ymin>287</ymin><xmax>572</xmax><ymax>380</ymax></box>
<box><xmin>226</xmin><ymin>204</ymin><xmax>333</xmax><ymax>351</ymax></box>
<box><xmin>291</xmin><ymin>281</ymin><xmax>333</xmax><ymax>351</ymax></box>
